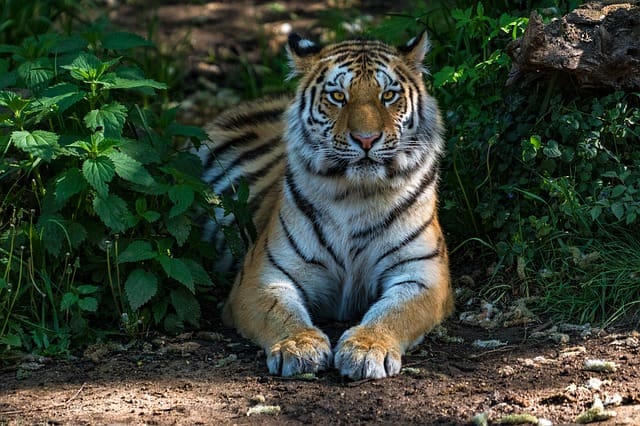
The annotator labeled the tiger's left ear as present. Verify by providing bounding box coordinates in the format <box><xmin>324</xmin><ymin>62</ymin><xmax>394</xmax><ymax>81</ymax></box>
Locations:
<box><xmin>286</xmin><ymin>33</ymin><xmax>322</xmax><ymax>78</ymax></box>
<box><xmin>398</xmin><ymin>31</ymin><xmax>431</xmax><ymax>71</ymax></box>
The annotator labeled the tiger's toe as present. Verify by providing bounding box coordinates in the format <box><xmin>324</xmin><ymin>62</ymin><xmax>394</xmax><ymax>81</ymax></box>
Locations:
<box><xmin>266</xmin><ymin>328</ymin><xmax>332</xmax><ymax>377</ymax></box>
<box><xmin>334</xmin><ymin>326</ymin><xmax>402</xmax><ymax>380</ymax></box>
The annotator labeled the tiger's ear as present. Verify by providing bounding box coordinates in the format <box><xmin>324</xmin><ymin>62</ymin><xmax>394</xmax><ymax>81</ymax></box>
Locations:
<box><xmin>398</xmin><ymin>31</ymin><xmax>431</xmax><ymax>71</ymax></box>
<box><xmin>286</xmin><ymin>33</ymin><xmax>322</xmax><ymax>78</ymax></box>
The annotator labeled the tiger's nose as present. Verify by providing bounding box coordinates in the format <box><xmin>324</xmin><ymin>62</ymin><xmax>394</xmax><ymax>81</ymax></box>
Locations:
<box><xmin>350</xmin><ymin>132</ymin><xmax>382</xmax><ymax>151</ymax></box>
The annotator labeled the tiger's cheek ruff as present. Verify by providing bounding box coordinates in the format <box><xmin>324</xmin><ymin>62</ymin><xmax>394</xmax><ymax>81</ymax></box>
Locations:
<box><xmin>204</xmin><ymin>32</ymin><xmax>453</xmax><ymax>380</ymax></box>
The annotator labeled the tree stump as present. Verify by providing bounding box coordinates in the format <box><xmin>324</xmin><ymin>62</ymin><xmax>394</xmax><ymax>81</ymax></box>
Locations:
<box><xmin>506</xmin><ymin>1</ymin><xmax>640</xmax><ymax>90</ymax></box>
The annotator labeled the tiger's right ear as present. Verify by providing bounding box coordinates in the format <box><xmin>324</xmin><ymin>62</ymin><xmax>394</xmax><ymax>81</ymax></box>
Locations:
<box><xmin>286</xmin><ymin>33</ymin><xmax>322</xmax><ymax>78</ymax></box>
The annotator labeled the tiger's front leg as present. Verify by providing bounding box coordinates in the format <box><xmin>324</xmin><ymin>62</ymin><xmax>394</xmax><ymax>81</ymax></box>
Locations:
<box><xmin>334</xmin><ymin>255</ymin><xmax>454</xmax><ymax>380</ymax></box>
<box><xmin>222</xmin><ymin>233</ymin><xmax>332</xmax><ymax>377</ymax></box>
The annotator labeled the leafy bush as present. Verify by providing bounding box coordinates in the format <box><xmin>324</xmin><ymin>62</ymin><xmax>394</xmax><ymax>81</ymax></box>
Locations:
<box><xmin>367</xmin><ymin>1</ymin><xmax>639</xmax><ymax>324</ymax></box>
<box><xmin>0</xmin><ymin>18</ymin><xmax>222</xmax><ymax>355</ymax></box>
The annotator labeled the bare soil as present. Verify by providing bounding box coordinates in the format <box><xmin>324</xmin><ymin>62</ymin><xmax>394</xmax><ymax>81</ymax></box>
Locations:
<box><xmin>2</xmin><ymin>321</ymin><xmax>640</xmax><ymax>424</ymax></box>
<box><xmin>2</xmin><ymin>2</ymin><xmax>640</xmax><ymax>425</ymax></box>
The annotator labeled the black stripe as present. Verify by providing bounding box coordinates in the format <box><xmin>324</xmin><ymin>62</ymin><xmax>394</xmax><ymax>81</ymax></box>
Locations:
<box><xmin>285</xmin><ymin>168</ymin><xmax>344</xmax><ymax>268</ymax></box>
<box><xmin>374</xmin><ymin>213</ymin><xmax>435</xmax><ymax>265</ymax></box>
<box><xmin>217</xmin><ymin>107</ymin><xmax>284</xmax><ymax>130</ymax></box>
<box><xmin>206</xmin><ymin>136</ymin><xmax>279</xmax><ymax>185</ymax></box>
<box><xmin>266</xmin><ymin>240</ymin><xmax>310</xmax><ymax>307</ymax></box>
<box><xmin>278</xmin><ymin>213</ymin><xmax>325</xmax><ymax>267</ymax></box>
<box><xmin>376</xmin><ymin>251</ymin><xmax>440</xmax><ymax>292</ymax></box>
<box><xmin>216</xmin><ymin>151</ymin><xmax>285</xmax><ymax>198</ymax></box>
<box><xmin>205</xmin><ymin>131</ymin><xmax>259</xmax><ymax>169</ymax></box>
<box><xmin>351</xmin><ymin>166</ymin><xmax>436</xmax><ymax>239</ymax></box>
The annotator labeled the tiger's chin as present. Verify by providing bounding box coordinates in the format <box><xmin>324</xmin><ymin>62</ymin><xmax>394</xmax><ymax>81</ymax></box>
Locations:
<box><xmin>345</xmin><ymin>158</ymin><xmax>388</xmax><ymax>183</ymax></box>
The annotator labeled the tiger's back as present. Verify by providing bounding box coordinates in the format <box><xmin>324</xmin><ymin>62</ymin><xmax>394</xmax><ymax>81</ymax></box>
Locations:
<box><xmin>196</xmin><ymin>32</ymin><xmax>454</xmax><ymax>380</ymax></box>
<box><xmin>196</xmin><ymin>97</ymin><xmax>289</xmax><ymax>254</ymax></box>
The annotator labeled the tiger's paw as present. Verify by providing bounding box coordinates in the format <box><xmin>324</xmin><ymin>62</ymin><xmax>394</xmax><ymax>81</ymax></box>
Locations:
<box><xmin>266</xmin><ymin>328</ymin><xmax>332</xmax><ymax>377</ymax></box>
<box><xmin>334</xmin><ymin>326</ymin><xmax>402</xmax><ymax>380</ymax></box>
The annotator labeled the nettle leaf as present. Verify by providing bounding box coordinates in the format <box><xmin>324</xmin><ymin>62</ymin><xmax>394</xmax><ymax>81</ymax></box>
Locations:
<box><xmin>166</xmin><ymin>214</ymin><xmax>191</xmax><ymax>246</ymax></box>
<box><xmin>76</xmin><ymin>285</ymin><xmax>99</xmax><ymax>295</ymax></box>
<box><xmin>17</xmin><ymin>58</ymin><xmax>54</xmax><ymax>93</ymax></box>
<box><xmin>10</xmin><ymin>130</ymin><xmax>60</xmax><ymax>161</ymax></box>
<box><xmin>135</xmin><ymin>197</ymin><xmax>162</xmax><ymax>223</ymax></box>
<box><xmin>60</xmin><ymin>292</ymin><xmax>79</xmax><ymax>311</ymax></box>
<box><xmin>182</xmin><ymin>258</ymin><xmax>213</xmax><ymax>287</ymax></box>
<box><xmin>166</xmin><ymin>123</ymin><xmax>208</xmax><ymax>142</ymax></box>
<box><xmin>39</xmin><ymin>214</ymin><xmax>67</xmax><ymax>256</ymax></box>
<box><xmin>83</xmin><ymin>155</ymin><xmax>115</xmax><ymax>197</ymax></box>
<box><xmin>102</xmin><ymin>31</ymin><xmax>153</xmax><ymax>50</ymax></box>
<box><xmin>68</xmin><ymin>222</ymin><xmax>87</xmax><ymax>249</ymax></box>
<box><xmin>118</xmin><ymin>240</ymin><xmax>157</xmax><ymax>263</ymax></box>
<box><xmin>93</xmin><ymin>193</ymin><xmax>136</xmax><ymax>232</ymax></box>
<box><xmin>100</xmin><ymin>73</ymin><xmax>167</xmax><ymax>90</ymax></box>
<box><xmin>62</xmin><ymin>53</ymin><xmax>102</xmax><ymax>80</ymax></box>
<box><xmin>55</xmin><ymin>168</ymin><xmax>87</xmax><ymax>209</ymax></box>
<box><xmin>38</xmin><ymin>83</ymin><xmax>86</xmax><ymax>115</ymax></box>
<box><xmin>125</xmin><ymin>269</ymin><xmax>158</xmax><ymax>311</ymax></box>
<box><xmin>157</xmin><ymin>254</ymin><xmax>194</xmax><ymax>293</ymax></box>
<box><xmin>170</xmin><ymin>287</ymin><xmax>201</xmax><ymax>327</ymax></box>
<box><xmin>84</xmin><ymin>103</ymin><xmax>127</xmax><ymax>138</ymax></box>
<box><xmin>62</xmin><ymin>53</ymin><xmax>119</xmax><ymax>81</ymax></box>
<box><xmin>78</xmin><ymin>297</ymin><xmax>98</xmax><ymax>312</ymax></box>
<box><xmin>107</xmin><ymin>151</ymin><xmax>156</xmax><ymax>188</ymax></box>
<box><xmin>168</xmin><ymin>184</ymin><xmax>195</xmax><ymax>218</ymax></box>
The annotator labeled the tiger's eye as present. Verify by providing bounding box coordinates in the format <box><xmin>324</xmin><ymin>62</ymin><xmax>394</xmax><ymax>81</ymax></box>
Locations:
<box><xmin>329</xmin><ymin>91</ymin><xmax>346</xmax><ymax>103</ymax></box>
<box><xmin>382</xmin><ymin>90</ymin><xmax>397</xmax><ymax>103</ymax></box>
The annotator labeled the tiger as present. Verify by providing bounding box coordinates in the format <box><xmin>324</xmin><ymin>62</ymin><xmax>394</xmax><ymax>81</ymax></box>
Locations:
<box><xmin>195</xmin><ymin>32</ymin><xmax>454</xmax><ymax>380</ymax></box>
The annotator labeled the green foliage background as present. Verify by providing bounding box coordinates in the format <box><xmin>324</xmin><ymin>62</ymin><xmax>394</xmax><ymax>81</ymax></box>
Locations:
<box><xmin>1</xmin><ymin>0</ymin><xmax>639</xmax><ymax>360</ymax></box>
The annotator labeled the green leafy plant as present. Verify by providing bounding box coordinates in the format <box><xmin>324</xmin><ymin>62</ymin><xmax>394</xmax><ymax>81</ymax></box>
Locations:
<box><xmin>0</xmin><ymin>18</ymin><xmax>226</xmax><ymax>356</ymax></box>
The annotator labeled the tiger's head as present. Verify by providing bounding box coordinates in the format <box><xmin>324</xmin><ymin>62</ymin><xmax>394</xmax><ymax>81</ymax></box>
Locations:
<box><xmin>285</xmin><ymin>32</ymin><xmax>443</xmax><ymax>184</ymax></box>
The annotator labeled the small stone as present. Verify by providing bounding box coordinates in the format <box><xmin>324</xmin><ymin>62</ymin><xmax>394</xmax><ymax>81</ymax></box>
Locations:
<box><xmin>247</xmin><ymin>404</ymin><xmax>281</xmax><ymax>416</ymax></box>
<box><xmin>583</xmin><ymin>359</ymin><xmax>618</xmax><ymax>372</ymax></box>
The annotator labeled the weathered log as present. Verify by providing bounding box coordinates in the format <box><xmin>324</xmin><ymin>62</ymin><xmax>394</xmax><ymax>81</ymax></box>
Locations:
<box><xmin>506</xmin><ymin>1</ymin><xmax>640</xmax><ymax>90</ymax></box>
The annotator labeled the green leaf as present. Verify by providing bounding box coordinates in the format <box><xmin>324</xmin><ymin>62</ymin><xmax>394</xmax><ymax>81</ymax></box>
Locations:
<box><xmin>83</xmin><ymin>156</ymin><xmax>115</xmax><ymax>197</ymax></box>
<box><xmin>17</xmin><ymin>58</ymin><xmax>53</xmax><ymax>93</ymax></box>
<box><xmin>166</xmin><ymin>214</ymin><xmax>191</xmax><ymax>246</ymax></box>
<box><xmin>166</xmin><ymin>123</ymin><xmax>208</xmax><ymax>142</ymax></box>
<box><xmin>0</xmin><ymin>334</ymin><xmax>21</xmax><ymax>348</ymax></box>
<box><xmin>102</xmin><ymin>31</ymin><xmax>153</xmax><ymax>50</ymax></box>
<box><xmin>93</xmin><ymin>193</ymin><xmax>136</xmax><ymax>232</ymax></box>
<box><xmin>163</xmin><ymin>313</ymin><xmax>184</xmax><ymax>334</ymax></box>
<box><xmin>611</xmin><ymin>185</ymin><xmax>627</xmax><ymax>198</ymax></box>
<box><xmin>170</xmin><ymin>287</ymin><xmax>201</xmax><ymax>327</ymax></box>
<box><xmin>107</xmin><ymin>151</ymin><xmax>156</xmax><ymax>187</ymax></box>
<box><xmin>61</xmin><ymin>53</ymin><xmax>101</xmax><ymax>80</ymax></box>
<box><xmin>78</xmin><ymin>297</ymin><xmax>98</xmax><ymax>312</ymax></box>
<box><xmin>68</xmin><ymin>222</ymin><xmax>87</xmax><ymax>249</ymax></box>
<box><xmin>152</xmin><ymin>300</ymin><xmax>168</xmax><ymax>324</ymax></box>
<box><xmin>100</xmin><ymin>73</ymin><xmax>167</xmax><ymax>90</ymax></box>
<box><xmin>168</xmin><ymin>184</ymin><xmax>195</xmax><ymax>218</ymax></box>
<box><xmin>62</xmin><ymin>53</ymin><xmax>118</xmax><ymax>81</ymax></box>
<box><xmin>10</xmin><ymin>130</ymin><xmax>60</xmax><ymax>161</ymax></box>
<box><xmin>39</xmin><ymin>214</ymin><xmax>66</xmax><ymax>256</ymax></box>
<box><xmin>125</xmin><ymin>269</ymin><xmax>158</xmax><ymax>311</ymax></box>
<box><xmin>55</xmin><ymin>168</ymin><xmax>87</xmax><ymax>209</ymax></box>
<box><xmin>543</xmin><ymin>140</ymin><xmax>562</xmax><ymax>158</ymax></box>
<box><xmin>84</xmin><ymin>102</ymin><xmax>127</xmax><ymax>138</ymax></box>
<box><xmin>610</xmin><ymin>202</ymin><xmax>625</xmax><ymax>220</ymax></box>
<box><xmin>61</xmin><ymin>292</ymin><xmax>79</xmax><ymax>311</ymax></box>
<box><xmin>157</xmin><ymin>255</ymin><xmax>194</xmax><ymax>293</ymax></box>
<box><xmin>118</xmin><ymin>240</ymin><xmax>157</xmax><ymax>263</ymax></box>
<box><xmin>76</xmin><ymin>285</ymin><xmax>99</xmax><ymax>295</ymax></box>
<box><xmin>182</xmin><ymin>258</ymin><xmax>213</xmax><ymax>286</ymax></box>
<box><xmin>38</xmin><ymin>83</ymin><xmax>86</xmax><ymax>115</ymax></box>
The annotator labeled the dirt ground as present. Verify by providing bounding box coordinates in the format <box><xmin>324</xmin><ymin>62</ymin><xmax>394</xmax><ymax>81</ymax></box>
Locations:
<box><xmin>2</xmin><ymin>1</ymin><xmax>640</xmax><ymax>425</ymax></box>
<box><xmin>1</xmin><ymin>321</ymin><xmax>640</xmax><ymax>424</ymax></box>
